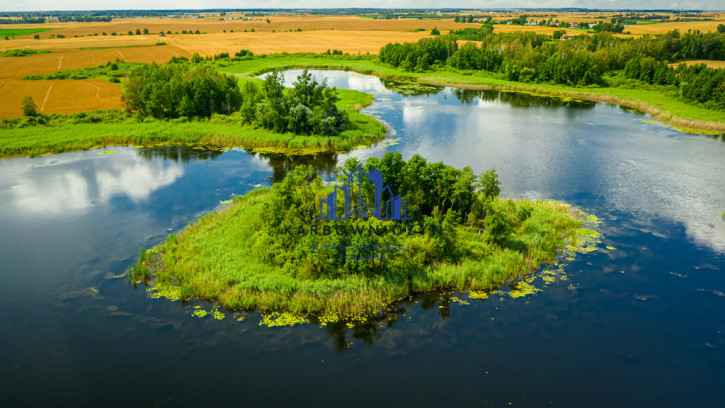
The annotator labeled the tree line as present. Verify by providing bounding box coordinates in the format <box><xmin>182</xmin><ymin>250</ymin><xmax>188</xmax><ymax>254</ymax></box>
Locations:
<box><xmin>122</xmin><ymin>62</ymin><xmax>349</xmax><ymax>135</ymax></box>
<box><xmin>378</xmin><ymin>28</ymin><xmax>725</xmax><ymax>107</ymax></box>
<box><xmin>0</xmin><ymin>17</ymin><xmax>45</xmax><ymax>24</ymax></box>
<box><xmin>623</xmin><ymin>58</ymin><xmax>725</xmax><ymax>110</ymax></box>
<box><xmin>56</xmin><ymin>15</ymin><xmax>112</xmax><ymax>22</ymax></box>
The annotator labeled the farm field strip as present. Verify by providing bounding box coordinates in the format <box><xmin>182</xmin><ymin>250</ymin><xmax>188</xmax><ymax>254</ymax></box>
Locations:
<box><xmin>1</xmin><ymin>13</ymin><xmax>725</xmax><ymax>119</ymax></box>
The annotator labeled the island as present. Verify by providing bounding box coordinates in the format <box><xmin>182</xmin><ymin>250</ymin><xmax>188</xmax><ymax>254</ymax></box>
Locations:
<box><xmin>130</xmin><ymin>152</ymin><xmax>599</xmax><ymax>324</ymax></box>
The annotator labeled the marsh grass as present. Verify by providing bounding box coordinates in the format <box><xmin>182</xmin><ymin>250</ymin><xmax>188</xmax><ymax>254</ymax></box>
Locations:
<box><xmin>133</xmin><ymin>188</ymin><xmax>594</xmax><ymax>319</ymax></box>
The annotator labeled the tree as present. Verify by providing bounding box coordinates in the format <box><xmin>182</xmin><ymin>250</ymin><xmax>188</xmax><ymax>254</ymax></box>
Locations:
<box><xmin>21</xmin><ymin>96</ymin><xmax>37</xmax><ymax>117</ymax></box>
<box><xmin>135</xmin><ymin>28</ymin><xmax>141</xmax><ymax>35</ymax></box>
<box><xmin>431</xmin><ymin>27</ymin><xmax>440</xmax><ymax>36</ymax></box>
<box><xmin>485</xmin><ymin>207</ymin><xmax>513</xmax><ymax>246</ymax></box>
<box><xmin>143</xmin><ymin>28</ymin><xmax>149</xmax><ymax>35</ymax></box>
<box><xmin>718</xmin><ymin>24</ymin><xmax>725</xmax><ymax>34</ymax></box>
<box><xmin>247</xmin><ymin>69</ymin><xmax>348</xmax><ymax>136</ymax></box>
<box><xmin>33</xmin><ymin>34</ymin><xmax>39</xmax><ymax>39</ymax></box>
<box><xmin>478</xmin><ymin>169</ymin><xmax>500</xmax><ymax>201</ymax></box>
<box><xmin>123</xmin><ymin>63</ymin><xmax>242</xmax><ymax>119</ymax></box>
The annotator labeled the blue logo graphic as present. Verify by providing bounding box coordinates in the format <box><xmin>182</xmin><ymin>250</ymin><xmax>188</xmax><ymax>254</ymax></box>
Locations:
<box><xmin>317</xmin><ymin>165</ymin><xmax>410</xmax><ymax>221</ymax></box>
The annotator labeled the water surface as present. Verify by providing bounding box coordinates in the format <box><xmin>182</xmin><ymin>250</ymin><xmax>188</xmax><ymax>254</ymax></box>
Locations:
<box><xmin>1</xmin><ymin>70</ymin><xmax>724</xmax><ymax>407</ymax></box>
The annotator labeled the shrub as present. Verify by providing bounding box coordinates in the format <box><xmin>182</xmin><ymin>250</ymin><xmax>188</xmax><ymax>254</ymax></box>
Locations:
<box><xmin>21</xmin><ymin>96</ymin><xmax>37</xmax><ymax>117</ymax></box>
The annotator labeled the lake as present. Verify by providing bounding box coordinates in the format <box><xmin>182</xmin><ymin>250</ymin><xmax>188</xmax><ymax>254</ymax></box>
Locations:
<box><xmin>0</xmin><ymin>70</ymin><xmax>723</xmax><ymax>407</ymax></box>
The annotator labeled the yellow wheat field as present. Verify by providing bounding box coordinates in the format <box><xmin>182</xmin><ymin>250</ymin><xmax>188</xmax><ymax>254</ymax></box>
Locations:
<box><xmin>1</xmin><ymin>13</ymin><xmax>724</xmax><ymax>118</ymax></box>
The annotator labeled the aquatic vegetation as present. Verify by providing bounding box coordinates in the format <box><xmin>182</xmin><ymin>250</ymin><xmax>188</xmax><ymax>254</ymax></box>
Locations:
<box><xmin>541</xmin><ymin>270</ymin><xmax>557</xmax><ymax>285</ymax></box>
<box><xmin>259</xmin><ymin>312</ymin><xmax>309</xmax><ymax>327</ymax></box>
<box><xmin>375</xmin><ymin>137</ymin><xmax>401</xmax><ymax>147</ymax></box>
<box><xmin>317</xmin><ymin>313</ymin><xmax>341</xmax><ymax>326</ymax></box>
<box><xmin>468</xmin><ymin>291</ymin><xmax>490</xmax><ymax>300</ymax></box>
<box><xmin>212</xmin><ymin>307</ymin><xmax>225</xmax><ymax>320</ymax></box>
<box><xmin>147</xmin><ymin>284</ymin><xmax>182</xmax><ymax>302</ymax></box>
<box><xmin>486</xmin><ymin>209</ymin><xmax>602</xmax><ymax>298</ymax></box>
<box><xmin>189</xmin><ymin>304</ymin><xmax>226</xmax><ymax>320</ymax></box>
<box><xmin>669</xmin><ymin>126</ymin><xmax>724</xmax><ymax>136</ymax></box>
<box><xmin>98</xmin><ymin>150</ymin><xmax>116</xmax><ymax>155</ymax></box>
<box><xmin>638</xmin><ymin>118</ymin><xmax>725</xmax><ymax>136</ymax></box>
<box><xmin>379</xmin><ymin>79</ymin><xmax>444</xmax><ymax>96</ymax></box>
<box><xmin>316</xmin><ymin>313</ymin><xmax>369</xmax><ymax>327</ymax></box>
<box><xmin>450</xmin><ymin>296</ymin><xmax>470</xmax><ymax>305</ymax></box>
<box><xmin>507</xmin><ymin>280</ymin><xmax>542</xmax><ymax>299</ymax></box>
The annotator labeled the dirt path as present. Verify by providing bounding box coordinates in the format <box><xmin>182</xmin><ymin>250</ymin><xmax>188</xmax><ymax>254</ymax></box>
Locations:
<box><xmin>40</xmin><ymin>82</ymin><xmax>53</xmax><ymax>112</ymax></box>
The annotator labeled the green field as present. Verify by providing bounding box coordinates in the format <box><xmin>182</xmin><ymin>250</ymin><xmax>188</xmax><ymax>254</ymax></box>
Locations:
<box><xmin>0</xmin><ymin>28</ymin><xmax>57</xmax><ymax>37</ymax></box>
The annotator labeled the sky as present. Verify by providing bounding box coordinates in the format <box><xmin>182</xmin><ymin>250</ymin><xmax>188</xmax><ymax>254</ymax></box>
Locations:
<box><xmin>0</xmin><ymin>0</ymin><xmax>722</xmax><ymax>12</ymax></box>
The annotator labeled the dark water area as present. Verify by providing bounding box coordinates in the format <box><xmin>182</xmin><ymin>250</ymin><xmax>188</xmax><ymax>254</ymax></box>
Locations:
<box><xmin>0</xmin><ymin>70</ymin><xmax>723</xmax><ymax>407</ymax></box>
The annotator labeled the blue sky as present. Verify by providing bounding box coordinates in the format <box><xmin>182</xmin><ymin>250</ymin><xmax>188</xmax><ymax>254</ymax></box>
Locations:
<box><xmin>1</xmin><ymin>1</ymin><xmax>722</xmax><ymax>12</ymax></box>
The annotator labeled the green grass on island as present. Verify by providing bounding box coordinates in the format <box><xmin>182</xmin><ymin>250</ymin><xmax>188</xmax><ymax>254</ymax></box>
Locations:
<box><xmin>131</xmin><ymin>153</ymin><xmax>600</xmax><ymax>325</ymax></box>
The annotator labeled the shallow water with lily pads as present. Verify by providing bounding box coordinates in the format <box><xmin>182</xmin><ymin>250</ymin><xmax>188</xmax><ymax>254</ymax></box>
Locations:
<box><xmin>1</xmin><ymin>70</ymin><xmax>724</xmax><ymax>407</ymax></box>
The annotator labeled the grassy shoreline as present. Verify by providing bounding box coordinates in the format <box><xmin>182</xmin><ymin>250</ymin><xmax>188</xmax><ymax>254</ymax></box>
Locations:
<box><xmin>0</xmin><ymin>87</ymin><xmax>385</xmax><ymax>159</ymax></box>
<box><xmin>134</xmin><ymin>188</ymin><xmax>599</xmax><ymax>321</ymax></box>
<box><xmin>132</xmin><ymin>158</ymin><xmax>601</xmax><ymax>322</ymax></box>
<box><xmin>220</xmin><ymin>54</ymin><xmax>725</xmax><ymax>133</ymax></box>
<box><xmin>5</xmin><ymin>52</ymin><xmax>722</xmax><ymax>160</ymax></box>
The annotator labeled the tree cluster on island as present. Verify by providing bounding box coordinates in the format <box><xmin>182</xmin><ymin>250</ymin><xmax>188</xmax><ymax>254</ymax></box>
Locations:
<box><xmin>122</xmin><ymin>64</ymin><xmax>350</xmax><ymax>136</ymax></box>
<box><xmin>130</xmin><ymin>152</ymin><xmax>586</xmax><ymax>317</ymax></box>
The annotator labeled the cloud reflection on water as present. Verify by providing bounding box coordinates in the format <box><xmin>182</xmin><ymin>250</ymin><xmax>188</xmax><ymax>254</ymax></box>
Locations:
<box><xmin>7</xmin><ymin>150</ymin><xmax>184</xmax><ymax>214</ymax></box>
